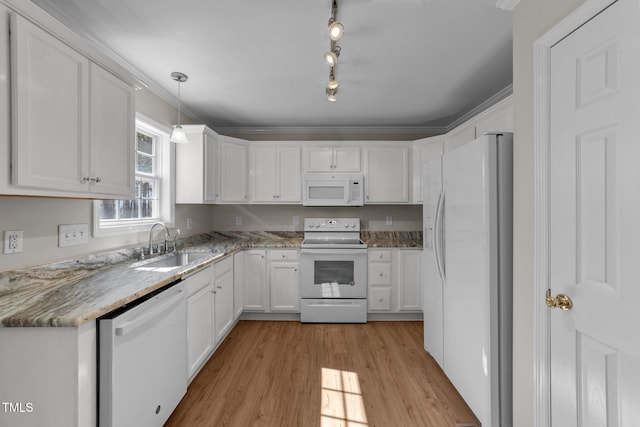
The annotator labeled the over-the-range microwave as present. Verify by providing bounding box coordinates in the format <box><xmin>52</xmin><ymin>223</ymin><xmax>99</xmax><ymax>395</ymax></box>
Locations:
<box><xmin>302</xmin><ymin>173</ymin><xmax>364</xmax><ymax>206</ymax></box>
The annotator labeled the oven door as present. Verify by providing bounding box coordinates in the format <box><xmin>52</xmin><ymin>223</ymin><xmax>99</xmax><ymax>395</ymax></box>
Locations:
<box><xmin>300</xmin><ymin>249</ymin><xmax>367</xmax><ymax>298</ymax></box>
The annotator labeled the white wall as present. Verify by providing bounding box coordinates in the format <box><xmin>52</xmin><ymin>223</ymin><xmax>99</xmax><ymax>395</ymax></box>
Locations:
<box><xmin>0</xmin><ymin>89</ymin><xmax>212</xmax><ymax>272</ymax></box>
<box><xmin>512</xmin><ymin>0</ymin><xmax>586</xmax><ymax>425</ymax></box>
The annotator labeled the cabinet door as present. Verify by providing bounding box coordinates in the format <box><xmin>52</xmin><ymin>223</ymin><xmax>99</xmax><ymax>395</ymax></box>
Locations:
<box><xmin>11</xmin><ymin>15</ymin><xmax>89</xmax><ymax>192</ymax></box>
<box><xmin>244</xmin><ymin>250</ymin><xmax>267</xmax><ymax>311</ymax></box>
<box><xmin>252</xmin><ymin>146</ymin><xmax>278</xmax><ymax>202</ymax></box>
<box><xmin>269</xmin><ymin>262</ymin><xmax>300</xmax><ymax>312</ymax></box>
<box><xmin>333</xmin><ymin>146</ymin><xmax>361</xmax><ymax>172</ymax></box>
<box><xmin>397</xmin><ymin>250</ymin><xmax>422</xmax><ymax>311</ymax></box>
<box><xmin>304</xmin><ymin>146</ymin><xmax>333</xmax><ymax>172</ymax></box>
<box><xmin>187</xmin><ymin>285</ymin><xmax>214</xmax><ymax>379</ymax></box>
<box><xmin>233</xmin><ymin>251</ymin><xmax>244</xmax><ymax>319</ymax></box>
<box><xmin>365</xmin><ymin>146</ymin><xmax>409</xmax><ymax>203</ymax></box>
<box><xmin>204</xmin><ymin>131</ymin><xmax>219</xmax><ymax>203</ymax></box>
<box><xmin>412</xmin><ymin>137</ymin><xmax>444</xmax><ymax>203</ymax></box>
<box><xmin>89</xmin><ymin>63</ymin><xmax>135</xmax><ymax>197</ymax></box>
<box><xmin>214</xmin><ymin>270</ymin><xmax>234</xmax><ymax>344</ymax></box>
<box><xmin>220</xmin><ymin>141</ymin><xmax>248</xmax><ymax>202</ymax></box>
<box><xmin>277</xmin><ymin>147</ymin><xmax>301</xmax><ymax>202</ymax></box>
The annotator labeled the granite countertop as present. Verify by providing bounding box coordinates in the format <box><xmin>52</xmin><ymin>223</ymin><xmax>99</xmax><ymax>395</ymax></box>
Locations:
<box><xmin>0</xmin><ymin>230</ymin><xmax>420</xmax><ymax>328</ymax></box>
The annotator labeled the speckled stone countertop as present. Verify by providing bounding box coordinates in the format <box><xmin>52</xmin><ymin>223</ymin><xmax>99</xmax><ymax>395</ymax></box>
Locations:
<box><xmin>0</xmin><ymin>230</ymin><xmax>420</xmax><ymax>327</ymax></box>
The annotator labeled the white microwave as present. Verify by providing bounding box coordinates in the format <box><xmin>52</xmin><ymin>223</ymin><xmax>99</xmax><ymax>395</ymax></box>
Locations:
<box><xmin>302</xmin><ymin>173</ymin><xmax>364</xmax><ymax>206</ymax></box>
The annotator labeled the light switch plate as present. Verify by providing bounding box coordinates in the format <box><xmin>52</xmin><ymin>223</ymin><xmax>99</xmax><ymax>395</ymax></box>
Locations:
<box><xmin>235</xmin><ymin>216</ymin><xmax>242</xmax><ymax>226</ymax></box>
<box><xmin>58</xmin><ymin>223</ymin><xmax>89</xmax><ymax>247</ymax></box>
<box><xmin>3</xmin><ymin>230</ymin><xmax>23</xmax><ymax>254</ymax></box>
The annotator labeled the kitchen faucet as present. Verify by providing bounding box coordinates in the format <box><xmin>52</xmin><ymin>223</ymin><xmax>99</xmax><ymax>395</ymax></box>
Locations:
<box><xmin>148</xmin><ymin>222</ymin><xmax>170</xmax><ymax>255</ymax></box>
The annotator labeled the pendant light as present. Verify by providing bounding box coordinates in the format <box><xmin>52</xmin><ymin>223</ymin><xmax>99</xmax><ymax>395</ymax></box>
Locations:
<box><xmin>170</xmin><ymin>72</ymin><xmax>188</xmax><ymax>144</ymax></box>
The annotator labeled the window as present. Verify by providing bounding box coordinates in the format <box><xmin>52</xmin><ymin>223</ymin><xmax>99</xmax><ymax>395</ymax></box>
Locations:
<box><xmin>93</xmin><ymin>114</ymin><xmax>174</xmax><ymax>236</ymax></box>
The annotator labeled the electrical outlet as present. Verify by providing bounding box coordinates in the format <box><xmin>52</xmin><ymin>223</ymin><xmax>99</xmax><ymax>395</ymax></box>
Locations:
<box><xmin>186</xmin><ymin>218</ymin><xmax>193</xmax><ymax>230</ymax></box>
<box><xmin>235</xmin><ymin>216</ymin><xmax>242</xmax><ymax>226</ymax></box>
<box><xmin>58</xmin><ymin>224</ymin><xmax>89</xmax><ymax>247</ymax></box>
<box><xmin>3</xmin><ymin>230</ymin><xmax>23</xmax><ymax>254</ymax></box>
<box><xmin>293</xmin><ymin>216</ymin><xmax>300</xmax><ymax>226</ymax></box>
<box><xmin>386</xmin><ymin>216</ymin><xmax>393</xmax><ymax>226</ymax></box>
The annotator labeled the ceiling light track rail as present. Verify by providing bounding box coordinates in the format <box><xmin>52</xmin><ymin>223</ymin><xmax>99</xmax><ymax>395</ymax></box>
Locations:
<box><xmin>325</xmin><ymin>0</ymin><xmax>344</xmax><ymax>102</ymax></box>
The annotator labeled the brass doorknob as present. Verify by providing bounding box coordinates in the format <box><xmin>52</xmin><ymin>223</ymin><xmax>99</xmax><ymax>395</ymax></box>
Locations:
<box><xmin>546</xmin><ymin>289</ymin><xmax>573</xmax><ymax>311</ymax></box>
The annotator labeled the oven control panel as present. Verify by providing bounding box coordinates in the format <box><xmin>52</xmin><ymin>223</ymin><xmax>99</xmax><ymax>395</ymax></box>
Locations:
<box><xmin>304</xmin><ymin>218</ymin><xmax>360</xmax><ymax>232</ymax></box>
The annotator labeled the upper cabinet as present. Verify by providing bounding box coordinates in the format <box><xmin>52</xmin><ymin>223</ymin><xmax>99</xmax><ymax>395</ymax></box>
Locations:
<box><xmin>3</xmin><ymin>13</ymin><xmax>135</xmax><ymax>198</ymax></box>
<box><xmin>303</xmin><ymin>145</ymin><xmax>361</xmax><ymax>173</ymax></box>
<box><xmin>364</xmin><ymin>144</ymin><xmax>410</xmax><ymax>204</ymax></box>
<box><xmin>251</xmin><ymin>144</ymin><xmax>301</xmax><ymax>203</ymax></box>
<box><xmin>219</xmin><ymin>136</ymin><xmax>249</xmax><ymax>203</ymax></box>
<box><xmin>176</xmin><ymin>125</ymin><xmax>219</xmax><ymax>204</ymax></box>
<box><xmin>412</xmin><ymin>136</ymin><xmax>444</xmax><ymax>204</ymax></box>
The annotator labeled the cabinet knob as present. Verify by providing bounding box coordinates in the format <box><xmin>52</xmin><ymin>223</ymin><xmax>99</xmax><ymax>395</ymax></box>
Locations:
<box><xmin>82</xmin><ymin>177</ymin><xmax>91</xmax><ymax>182</ymax></box>
<box><xmin>217</xmin><ymin>286</ymin><xmax>222</xmax><ymax>289</ymax></box>
<box><xmin>93</xmin><ymin>177</ymin><xmax>102</xmax><ymax>183</ymax></box>
<box><xmin>379</xmin><ymin>272</ymin><xmax>384</xmax><ymax>277</ymax></box>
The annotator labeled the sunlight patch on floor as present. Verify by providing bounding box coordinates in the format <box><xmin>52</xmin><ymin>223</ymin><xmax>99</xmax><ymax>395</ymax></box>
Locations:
<box><xmin>321</xmin><ymin>367</ymin><xmax>368</xmax><ymax>427</ymax></box>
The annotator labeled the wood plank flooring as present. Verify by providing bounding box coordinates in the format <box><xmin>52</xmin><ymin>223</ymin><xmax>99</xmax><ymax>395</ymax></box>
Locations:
<box><xmin>165</xmin><ymin>321</ymin><xmax>480</xmax><ymax>427</ymax></box>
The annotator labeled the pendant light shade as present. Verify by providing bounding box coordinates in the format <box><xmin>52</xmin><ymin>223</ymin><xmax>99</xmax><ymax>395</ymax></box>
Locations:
<box><xmin>170</xmin><ymin>72</ymin><xmax>188</xmax><ymax>144</ymax></box>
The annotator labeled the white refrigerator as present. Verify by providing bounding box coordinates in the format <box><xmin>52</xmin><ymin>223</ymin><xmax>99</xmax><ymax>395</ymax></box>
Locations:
<box><xmin>422</xmin><ymin>133</ymin><xmax>513</xmax><ymax>427</ymax></box>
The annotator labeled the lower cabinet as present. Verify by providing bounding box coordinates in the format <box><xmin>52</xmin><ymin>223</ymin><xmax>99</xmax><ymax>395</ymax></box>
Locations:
<box><xmin>213</xmin><ymin>256</ymin><xmax>234</xmax><ymax>343</ymax></box>
<box><xmin>243</xmin><ymin>249</ymin><xmax>300</xmax><ymax>313</ymax></box>
<box><xmin>185</xmin><ymin>265</ymin><xmax>215</xmax><ymax>380</ymax></box>
<box><xmin>185</xmin><ymin>256</ymin><xmax>235</xmax><ymax>381</ymax></box>
<box><xmin>268</xmin><ymin>250</ymin><xmax>300</xmax><ymax>312</ymax></box>
<box><xmin>367</xmin><ymin>248</ymin><xmax>422</xmax><ymax>314</ymax></box>
<box><xmin>243</xmin><ymin>249</ymin><xmax>268</xmax><ymax>311</ymax></box>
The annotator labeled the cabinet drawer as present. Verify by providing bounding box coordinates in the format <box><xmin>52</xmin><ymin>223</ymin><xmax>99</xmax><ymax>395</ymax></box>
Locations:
<box><xmin>214</xmin><ymin>255</ymin><xmax>233</xmax><ymax>279</ymax></box>
<box><xmin>369</xmin><ymin>287</ymin><xmax>391</xmax><ymax>311</ymax></box>
<box><xmin>185</xmin><ymin>266</ymin><xmax>214</xmax><ymax>296</ymax></box>
<box><xmin>369</xmin><ymin>263</ymin><xmax>391</xmax><ymax>286</ymax></box>
<box><xmin>268</xmin><ymin>249</ymin><xmax>299</xmax><ymax>261</ymax></box>
<box><xmin>369</xmin><ymin>250</ymin><xmax>391</xmax><ymax>262</ymax></box>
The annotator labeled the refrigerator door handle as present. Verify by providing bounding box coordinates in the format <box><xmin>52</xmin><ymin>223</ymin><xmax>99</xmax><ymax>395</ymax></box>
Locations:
<box><xmin>434</xmin><ymin>191</ymin><xmax>446</xmax><ymax>282</ymax></box>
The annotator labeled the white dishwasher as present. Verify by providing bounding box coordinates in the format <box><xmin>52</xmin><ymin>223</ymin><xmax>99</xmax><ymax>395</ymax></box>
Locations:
<box><xmin>99</xmin><ymin>280</ymin><xmax>187</xmax><ymax>427</ymax></box>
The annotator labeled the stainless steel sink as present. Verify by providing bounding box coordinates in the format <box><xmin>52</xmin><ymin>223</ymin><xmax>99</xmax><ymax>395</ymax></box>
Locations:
<box><xmin>133</xmin><ymin>252</ymin><xmax>219</xmax><ymax>271</ymax></box>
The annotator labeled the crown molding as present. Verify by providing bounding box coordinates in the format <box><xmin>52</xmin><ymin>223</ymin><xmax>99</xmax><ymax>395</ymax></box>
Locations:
<box><xmin>213</xmin><ymin>125</ymin><xmax>448</xmax><ymax>140</ymax></box>
<box><xmin>446</xmin><ymin>84</ymin><xmax>513</xmax><ymax>132</ymax></box>
<box><xmin>495</xmin><ymin>0</ymin><xmax>522</xmax><ymax>11</ymax></box>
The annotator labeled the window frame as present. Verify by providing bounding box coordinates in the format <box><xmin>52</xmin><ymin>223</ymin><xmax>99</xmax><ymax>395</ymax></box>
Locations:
<box><xmin>93</xmin><ymin>113</ymin><xmax>175</xmax><ymax>236</ymax></box>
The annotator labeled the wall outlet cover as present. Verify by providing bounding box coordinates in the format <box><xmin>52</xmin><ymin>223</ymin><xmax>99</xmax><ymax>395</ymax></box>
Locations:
<box><xmin>3</xmin><ymin>230</ymin><xmax>23</xmax><ymax>254</ymax></box>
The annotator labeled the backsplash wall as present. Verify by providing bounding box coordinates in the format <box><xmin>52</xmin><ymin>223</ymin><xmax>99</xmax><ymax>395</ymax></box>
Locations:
<box><xmin>212</xmin><ymin>204</ymin><xmax>422</xmax><ymax>231</ymax></box>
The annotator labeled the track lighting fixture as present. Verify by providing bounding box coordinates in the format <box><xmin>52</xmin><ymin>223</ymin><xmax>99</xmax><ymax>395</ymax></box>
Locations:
<box><xmin>169</xmin><ymin>72</ymin><xmax>188</xmax><ymax>144</ymax></box>
<box><xmin>325</xmin><ymin>0</ymin><xmax>344</xmax><ymax>102</ymax></box>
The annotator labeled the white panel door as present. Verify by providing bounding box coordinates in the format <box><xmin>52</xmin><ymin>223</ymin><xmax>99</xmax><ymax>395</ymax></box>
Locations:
<box><xmin>89</xmin><ymin>63</ymin><xmax>135</xmax><ymax>197</ymax></box>
<box><xmin>11</xmin><ymin>14</ymin><xmax>89</xmax><ymax>192</ymax></box>
<box><xmin>549</xmin><ymin>0</ymin><xmax>640</xmax><ymax>425</ymax></box>
<box><xmin>269</xmin><ymin>262</ymin><xmax>299</xmax><ymax>311</ymax></box>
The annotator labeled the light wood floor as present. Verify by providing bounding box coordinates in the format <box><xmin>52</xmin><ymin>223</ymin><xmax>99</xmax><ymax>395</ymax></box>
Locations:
<box><xmin>165</xmin><ymin>321</ymin><xmax>480</xmax><ymax>427</ymax></box>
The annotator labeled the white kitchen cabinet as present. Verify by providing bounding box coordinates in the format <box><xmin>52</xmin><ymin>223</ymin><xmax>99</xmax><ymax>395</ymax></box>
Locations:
<box><xmin>303</xmin><ymin>145</ymin><xmax>361</xmax><ymax>172</ymax></box>
<box><xmin>368</xmin><ymin>248</ymin><xmax>422</xmax><ymax>313</ymax></box>
<box><xmin>368</xmin><ymin>249</ymin><xmax>392</xmax><ymax>311</ymax></box>
<box><xmin>233</xmin><ymin>251</ymin><xmax>245</xmax><ymax>320</ymax></box>
<box><xmin>252</xmin><ymin>145</ymin><xmax>301</xmax><ymax>202</ymax></box>
<box><xmin>397</xmin><ymin>249</ymin><xmax>422</xmax><ymax>311</ymax></box>
<box><xmin>219</xmin><ymin>136</ymin><xmax>249</xmax><ymax>203</ymax></box>
<box><xmin>243</xmin><ymin>249</ymin><xmax>268</xmax><ymax>311</ymax></box>
<box><xmin>213</xmin><ymin>256</ymin><xmax>234</xmax><ymax>344</ymax></box>
<box><xmin>268</xmin><ymin>249</ymin><xmax>299</xmax><ymax>312</ymax></box>
<box><xmin>364</xmin><ymin>145</ymin><xmax>410</xmax><ymax>203</ymax></box>
<box><xmin>185</xmin><ymin>265</ymin><xmax>215</xmax><ymax>380</ymax></box>
<box><xmin>9</xmin><ymin>14</ymin><xmax>135</xmax><ymax>198</ymax></box>
<box><xmin>412</xmin><ymin>136</ymin><xmax>445</xmax><ymax>204</ymax></box>
<box><xmin>0</xmin><ymin>322</ymin><xmax>97</xmax><ymax>427</ymax></box>
<box><xmin>176</xmin><ymin>125</ymin><xmax>219</xmax><ymax>203</ymax></box>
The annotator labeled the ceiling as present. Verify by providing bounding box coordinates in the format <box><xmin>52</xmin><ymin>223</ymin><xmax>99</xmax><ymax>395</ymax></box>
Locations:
<box><xmin>31</xmin><ymin>0</ymin><xmax>513</xmax><ymax>136</ymax></box>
